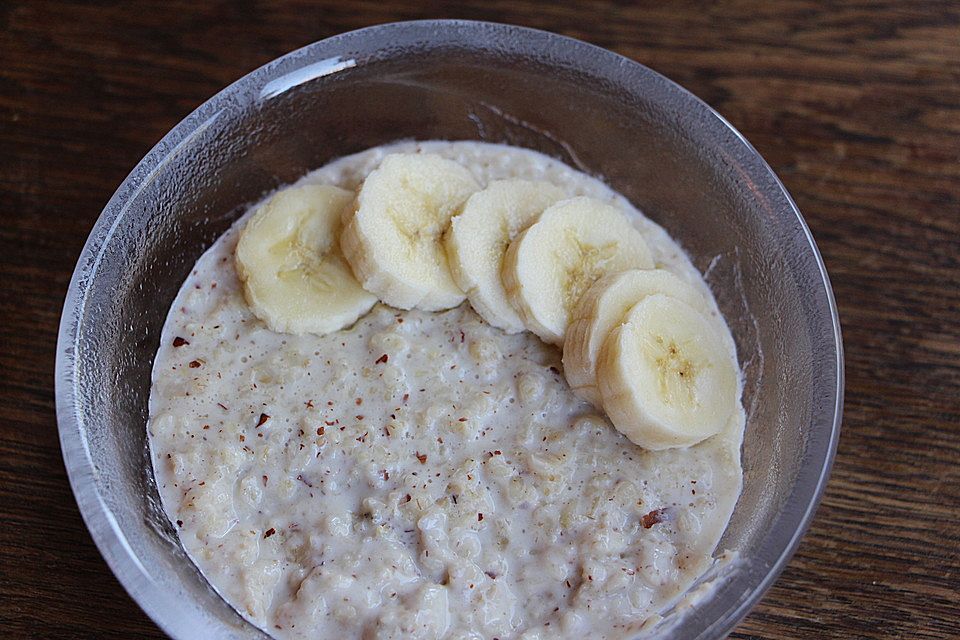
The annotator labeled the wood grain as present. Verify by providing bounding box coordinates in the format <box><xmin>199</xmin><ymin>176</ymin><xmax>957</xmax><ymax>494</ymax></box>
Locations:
<box><xmin>1</xmin><ymin>1</ymin><xmax>957</xmax><ymax>638</ymax></box>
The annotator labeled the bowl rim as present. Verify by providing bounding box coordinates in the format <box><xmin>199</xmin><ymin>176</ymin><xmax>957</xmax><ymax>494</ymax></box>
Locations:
<box><xmin>55</xmin><ymin>18</ymin><xmax>843</xmax><ymax>640</ymax></box>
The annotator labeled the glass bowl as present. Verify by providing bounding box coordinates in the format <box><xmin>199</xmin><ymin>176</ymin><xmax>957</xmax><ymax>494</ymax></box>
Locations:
<box><xmin>55</xmin><ymin>20</ymin><xmax>842</xmax><ymax>640</ymax></box>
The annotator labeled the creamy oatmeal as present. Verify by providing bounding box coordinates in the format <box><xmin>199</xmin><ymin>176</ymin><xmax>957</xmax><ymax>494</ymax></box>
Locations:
<box><xmin>148</xmin><ymin>141</ymin><xmax>744</xmax><ymax>639</ymax></box>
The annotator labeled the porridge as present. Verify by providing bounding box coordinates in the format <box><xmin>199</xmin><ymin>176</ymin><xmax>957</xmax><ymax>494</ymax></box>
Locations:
<box><xmin>148</xmin><ymin>141</ymin><xmax>744</xmax><ymax>639</ymax></box>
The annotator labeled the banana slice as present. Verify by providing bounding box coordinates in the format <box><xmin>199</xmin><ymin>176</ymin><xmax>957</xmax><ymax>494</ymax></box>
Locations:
<box><xmin>340</xmin><ymin>153</ymin><xmax>480</xmax><ymax>310</ymax></box>
<box><xmin>445</xmin><ymin>179</ymin><xmax>567</xmax><ymax>332</ymax></box>
<box><xmin>501</xmin><ymin>197</ymin><xmax>654</xmax><ymax>344</ymax></box>
<box><xmin>563</xmin><ymin>269</ymin><xmax>711</xmax><ymax>407</ymax></box>
<box><xmin>235</xmin><ymin>184</ymin><xmax>377</xmax><ymax>335</ymax></box>
<box><xmin>597</xmin><ymin>294</ymin><xmax>738</xmax><ymax>450</ymax></box>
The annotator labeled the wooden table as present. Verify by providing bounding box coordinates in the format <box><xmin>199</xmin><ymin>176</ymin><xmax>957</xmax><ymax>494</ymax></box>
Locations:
<box><xmin>2</xmin><ymin>1</ymin><xmax>957</xmax><ymax>637</ymax></box>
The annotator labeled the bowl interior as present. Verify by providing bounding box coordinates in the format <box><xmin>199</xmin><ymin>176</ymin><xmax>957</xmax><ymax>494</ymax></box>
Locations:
<box><xmin>57</xmin><ymin>21</ymin><xmax>841</xmax><ymax>640</ymax></box>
